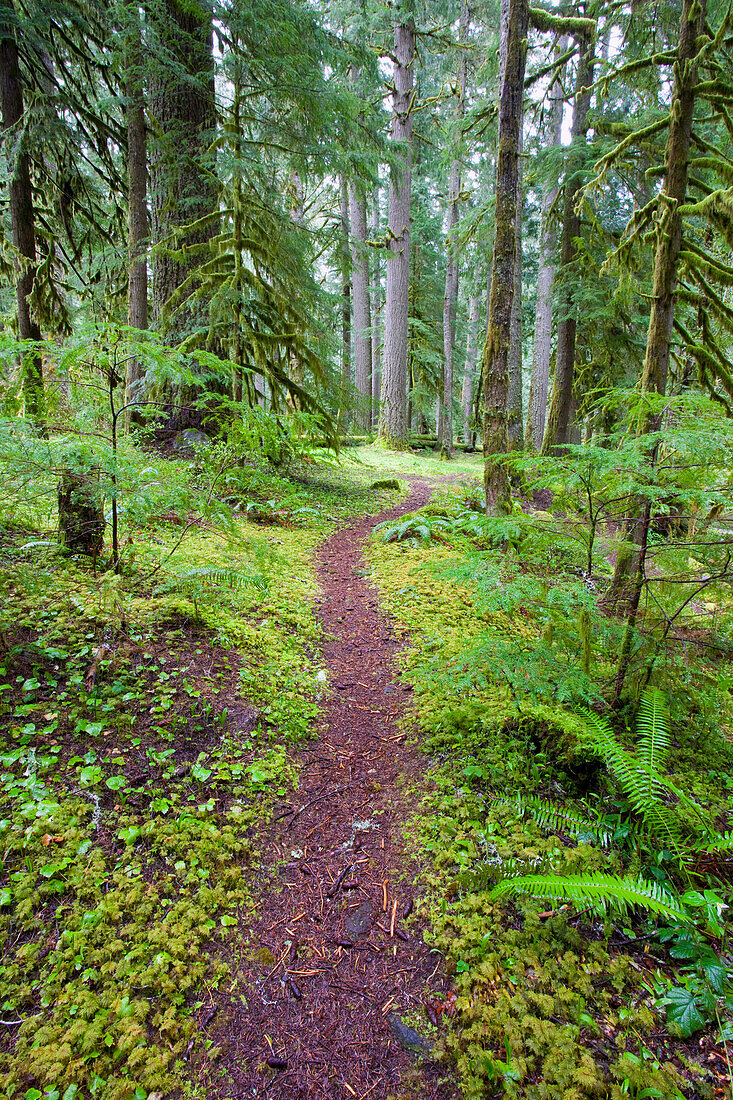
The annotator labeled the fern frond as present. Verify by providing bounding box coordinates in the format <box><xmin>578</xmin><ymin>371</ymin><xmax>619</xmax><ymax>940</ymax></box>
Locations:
<box><xmin>579</xmin><ymin>710</ymin><xmax>684</xmax><ymax>844</ymax></box>
<box><xmin>157</xmin><ymin>567</ymin><xmax>269</xmax><ymax>593</ymax></box>
<box><xmin>636</xmin><ymin>688</ymin><xmax>671</xmax><ymax>777</ymax></box>
<box><xmin>512</xmin><ymin>795</ymin><xmax>614</xmax><ymax>848</ymax></box>
<box><xmin>487</xmin><ymin>872</ymin><xmax>689</xmax><ymax>922</ymax></box>
<box><xmin>692</xmin><ymin>830</ymin><xmax>733</xmax><ymax>854</ymax></box>
<box><xmin>457</xmin><ymin>853</ymin><xmax>554</xmax><ymax>891</ymax></box>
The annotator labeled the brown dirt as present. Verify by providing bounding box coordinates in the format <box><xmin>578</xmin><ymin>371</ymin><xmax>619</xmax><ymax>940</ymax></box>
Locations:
<box><xmin>200</xmin><ymin>479</ymin><xmax>458</xmax><ymax>1100</ymax></box>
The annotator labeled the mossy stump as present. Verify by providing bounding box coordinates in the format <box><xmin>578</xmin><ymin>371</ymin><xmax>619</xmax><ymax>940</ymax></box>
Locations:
<box><xmin>58</xmin><ymin>467</ymin><xmax>105</xmax><ymax>556</ymax></box>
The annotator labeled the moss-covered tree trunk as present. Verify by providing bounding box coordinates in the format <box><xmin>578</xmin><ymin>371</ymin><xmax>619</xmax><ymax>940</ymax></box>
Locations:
<box><xmin>606</xmin><ymin>0</ymin><xmax>707</xmax><ymax>642</ymax></box>
<box><xmin>482</xmin><ymin>0</ymin><xmax>528</xmax><ymax>512</ymax></box>
<box><xmin>379</xmin><ymin>11</ymin><xmax>415</xmax><ymax>449</ymax></box>
<box><xmin>541</xmin><ymin>26</ymin><xmax>595</xmax><ymax>454</ymax></box>
<box><xmin>0</xmin><ymin>1</ymin><xmax>44</xmax><ymax>424</ymax></box>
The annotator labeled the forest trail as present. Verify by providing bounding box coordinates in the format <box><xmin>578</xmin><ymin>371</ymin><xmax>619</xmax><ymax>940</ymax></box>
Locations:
<box><xmin>207</xmin><ymin>478</ymin><xmax>456</xmax><ymax>1100</ymax></box>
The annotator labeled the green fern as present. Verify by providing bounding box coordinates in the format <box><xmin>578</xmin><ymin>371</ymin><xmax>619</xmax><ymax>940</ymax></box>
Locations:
<box><xmin>458</xmin><ymin>853</ymin><xmax>555</xmax><ymax>892</ymax></box>
<box><xmin>636</xmin><ymin>687</ymin><xmax>671</xmax><ymax>781</ymax></box>
<box><xmin>692</xmin><ymin>831</ymin><xmax>733</xmax><ymax>854</ymax></box>
<box><xmin>511</xmin><ymin>794</ymin><xmax>614</xmax><ymax>848</ymax></box>
<box><xmin>377</xmin><ymin>514</ymin><xmax>453</xmax><ymax>544</ymax></box>
<box><xmin>578</xmin><ymin>701</ymin><xmax>707</xmax><ymax>846</ymax></box>
<box><xmin>156</xmin><ymin>567</ymin><xmax>269</xmax><ymax>595</ymax></box>
<box><xmin>487</xmin><ymin>872</ymin><xmax>690</xmax><ymax>922</ymax></box>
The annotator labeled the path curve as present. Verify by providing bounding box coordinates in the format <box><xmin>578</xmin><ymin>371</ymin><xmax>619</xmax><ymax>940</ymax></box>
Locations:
<box><xmin>207</xmin><ymin>478</ymin><xmax>456</xmax><ymax>1099</ymax></box>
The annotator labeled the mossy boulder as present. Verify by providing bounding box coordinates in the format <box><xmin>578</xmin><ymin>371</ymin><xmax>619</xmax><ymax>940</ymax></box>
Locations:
<box><xmin>370</xmin><ymin>478</ymin><xmax>404</xmax><ymax>491</ymax></box>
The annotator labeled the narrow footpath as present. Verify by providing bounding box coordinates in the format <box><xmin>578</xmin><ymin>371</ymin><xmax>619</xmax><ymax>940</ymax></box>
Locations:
<box><xmin>208</xmin><ymin>480</ymin><xmax>456</xmax><ymax>1099</ymax></box>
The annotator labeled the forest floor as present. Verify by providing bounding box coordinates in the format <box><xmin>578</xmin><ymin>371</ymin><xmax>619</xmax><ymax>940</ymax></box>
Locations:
<box><xmin>198</xmin><ymin>477</ymin><xmax>458</xmax><ymax>1099</ymax></box>
<box><xmin>2</xmin><ymin>442</ymin><xmax>733</xmax><ymax>1100</ymax></box>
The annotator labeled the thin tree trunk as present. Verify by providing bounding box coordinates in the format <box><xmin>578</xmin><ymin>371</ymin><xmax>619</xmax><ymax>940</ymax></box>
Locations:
<box><xmin>606</xmin><ymin>0</ymin><xmax>706</xmax><ymax>632</ymax></box>
<box><xmin>507</xmin><ymin>121</ymin><xmax>523</xmax><ymax>448</ymax></box>
<box><xmin>461</xmin><ymin>294</ymin><xmax>480</xmax><ymax>445</ymax></box>
<box><xmin>482</xmin><ymin>0</ymin><xmax>528</xmax><ymax>512</ymax></box>
<box><xmin>371</xmin><ymin>187</ymin><xmax>381</xmax><ymax>430</ymax></box>
<box><xmin>542</xmin><ymin>25</ymin><xmax>595</xmax><ymax>454</ymax></box>
<box><xmin>439</xmin><ymin>0</ymin><xmax>468</xmax><ymax>458</ymax></box>
<box><xmin>379</xmin><ymin>12</ymin><xmax>415</xmax><ymax>449</ymax></box>
<box><xmin>349</xmin><ymin>181</ymin><xmax>372</xmax><ymax>431</ymax></box>
<box><xmin>440</xmin><ymin>157</ymin><xmax>460</xmax><ymax>456</ymax></box>
<box><xmin>526</xmin><ymin>39</ymin><xmax>566</xmax><ymax>451</ymax></box>
<box><xmin>0</xmin><ymin>4</ymin><xmax>44</xmax><ymax>423</ymax></box>
<box><xmin>124</xmin><ymin>4</ymin><xmax>148</xmax><ymax>421</ymax></box>
<box><xmin>339</xmin><ymin>175</ymin><xmax>351</xmax><ymax>431</ymax></box>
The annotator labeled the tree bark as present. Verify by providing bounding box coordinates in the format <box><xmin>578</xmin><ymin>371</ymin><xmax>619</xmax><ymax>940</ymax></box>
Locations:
<box><xmin>371</xmin><ymin>187</ymin><xmax>381</xmax><ymax>430</ymax></box>
<box><xmin>439</xmin><ymin>0</ymin><xmax>468</xmax><ymax>458</ymax></box>
<box><xmin>148</xmin><ymin>0</ymin><xmax>218</xmax><ymax>345</ymax></box>
<box><xmin>461</xmin><ymin>293</ymin><xmax>480</xmax><ymax>444</ymax></box>
<box><xmin>506</xmin><ymin>121</ymin><xmax>524</xmax><ymax>449</ymax></box>
<box><xmin>0</xmin><ymin>3</ymin><xmax>44</xmax><ymax>423</ymax></box>
<box><xmin>439</xmin><ymin>157</ymin><xmax>460</xmax><ymax>456</ymax></box>
<box><xmin>124</xmin><ymin>4</ymin><xmax>148</xmax><ymax>420</ymax></box>
<box><xmin>525</xmin><ymin>39</ymin><xmax>566</xmax><ymax>450</ymax></box>
<box><xmin>541</xmin><ymin>25</ymin><xmax>595</xmax><ymax>454</ymax></box>
<box><xmin>379</xmin><ymin>13</ymin><xmax>415</xmax><ymax>449</ymax></box>
<box><xmin>339</xmin><ymin>175</ymin><xmax>351</xmax><ymax>431</ymax></box>
<box><xmin>497</xmin><ymin>0</ymin><xmax>524</xmax><ymax>452</ymax></box>
<box><xmin>348</xmin><ymin>181</ymin><xmax>372</xmax><ymax>430</ymax></box>
<box><xmin>482</xmin><ymin>0</ymin><xmax>528</xmax><ymax>512</ymax></box>
<box><xmin>606</xmin><ymin>0</ymin><xmax>706</xmax><ymax>629</ymax></box>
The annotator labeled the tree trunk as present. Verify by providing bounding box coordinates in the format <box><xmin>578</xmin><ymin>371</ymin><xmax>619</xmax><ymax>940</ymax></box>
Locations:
<box><xmin>439</xmin><ymin>1</ymin><xmax>468</xmax><ymax>458</ymax></box>
<box><xmin>124</xmin><ymin>4</ymin><xmax>148</xmax><ymax>421</ymax></box>
<box><xmin>461</xmin><ymin>294</ymin><xmax>480</xmax><ymax>445</ymax></box>
<box><xmin>371</xmin><ymin>187</ymin><xmax>381</xmax><ymax>430</ymax></box>
<box><xmin>440</xmin><ymin>157</ymin><xmax>460</xmax><ymax>457</ymax></box>
<box><xmin>506</xmin><ymin>121</ymin><xmax>523</xmax><ymax>449</ymax></box>
<box><xmin>379</xmin><ymin>13</ymin><xmax>415</xmax><ymax>449</ymax></box>
<box><xmin>348</xmin><ymin>181</ymin><xmax>372</xmax><ymax>431</ymax></box>
<box><xmin>525</xmin><ymin>39</ymin><xmax>566</xmax><ymax>450</ymax></box>
<box><xmin>541</xmin><ymin>26</ymin><xmax>594</xmax><ymax>454</ymax></box>
<box><xmin>339</xmin><ymin>175</ymin><xmax>351</xmax><ymax>431</ymax></box>
<box><xmin>606</xmin><ymin>0</ymin><xmax>706</xmax><ymax>630</ymax></box>
<box><xmin>482</xmin><ymin>0</ymin><xmax>528</xmax><ymax>512</ymax></box>
<box><xmin>0</xmin><ymin>4</ymin><xmax>44</xmax><ymax>423</ymax></box>
<box><xmin>497</xmin><ymin>0</ymin><xmax>524</xmax><ymax>452</ymax></box>
<box><xmin>148</xmin><ymin>0</ymin><xmax>218</xmax><ymax>345</ymax></box>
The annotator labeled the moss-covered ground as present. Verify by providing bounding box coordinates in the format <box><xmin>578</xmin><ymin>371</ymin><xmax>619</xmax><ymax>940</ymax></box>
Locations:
<box><xmin>0</xmin><ymin>442</ymin><xmax>431</xmax><ymax>1100</ymax></box>
<box><xmin>366</xmin><ymin>467</ymin><xmax>733</xmax><ymax>1100</ymax></box>
<box><xmin>3</xmin><ymin>439</ymin><xmax>733</xmax><ymax>1100</ymax></box>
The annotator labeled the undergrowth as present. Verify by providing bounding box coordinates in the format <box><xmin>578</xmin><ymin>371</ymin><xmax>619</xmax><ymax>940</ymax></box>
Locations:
<box><xmin>367</xmin><ymin>478</ymin><xmax>733</xmax><ymax>1100</ymax></box>
<box><xmin>0</xmin><ymin>436</ymin><xmax>407</xmax><ymax>1100</ymax></box>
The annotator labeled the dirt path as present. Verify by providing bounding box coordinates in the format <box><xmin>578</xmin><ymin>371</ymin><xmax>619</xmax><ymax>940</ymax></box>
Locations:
<box><xmin>206</xmin><ymin>479</ymin><xmax>456</xmax><ymax>1099</ymax></box>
